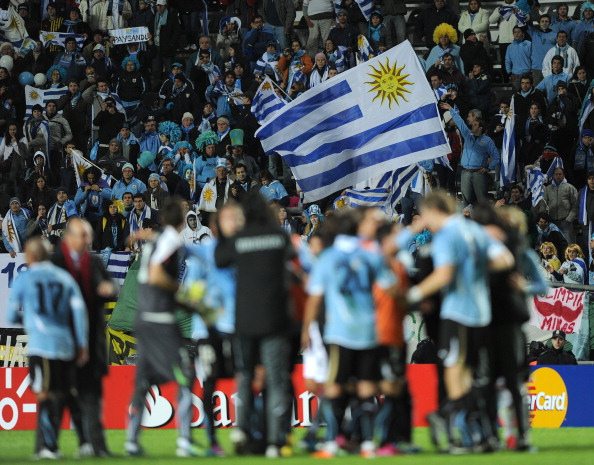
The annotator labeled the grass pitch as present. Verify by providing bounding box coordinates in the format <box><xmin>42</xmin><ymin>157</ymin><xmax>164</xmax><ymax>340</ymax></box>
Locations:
<box><xmin>1</xmin><ymin>428</ymin><xmax>593</xmax><ymax>465</ymax></box>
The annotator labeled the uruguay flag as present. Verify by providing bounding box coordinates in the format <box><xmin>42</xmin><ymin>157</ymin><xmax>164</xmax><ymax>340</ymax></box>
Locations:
<box><xmin>355</xmin><ymin>0</ymin><xmax>374</xmax><ymax>20</ymax></box>
<box><xmin>256</xmin><ymin>41</ymin><xmax>450</xmax><ymax>202</ymax></box>
<box><xmin>251</xmin><ymin>76</ymin><xmax>286</xmax><ymax>125</ymax></box>
<box><xmin>499</xmin><ymin>96</ymin><xmax>516</xmax><ymax>187</ymax></box>
<box><xmin>526</xmin><ymin>166</ymin><xmax>545</xmax><ymax>207</ymax></box>
<box><xmin>344</xmin><ymin>187</ymin><xmax>389</xmax><ymax>207</ymax></box>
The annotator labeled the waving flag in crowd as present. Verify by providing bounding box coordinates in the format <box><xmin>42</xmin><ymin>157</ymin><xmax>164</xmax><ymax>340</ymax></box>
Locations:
<box><xmin>39</xmin><ymin>31</ymin><xmax>85</xmax><ymax>49</ymax></box>
<box><xmin>499</xmin><ymin>97</ymin><xmax>517</xmax><ymax>187</ymax></box>
<box><xmin>357</xmin><ymin>34</ymin><xmax>374</xmax><ymax>62</ymax></box>
<box><xmin>251</xmin><ymin>76</ymin><xmax>287</xmax><ymax>125</ymax></box>
<box><xmin>546</xmin><ymin>156</ymin><xmax>564</xmax><ymax>181</ymax></box>
<box><xmin>344</xmin><ymin>187</ymin><xmax>389</xmax><ymax>207</ymax></box>
<box><xmin>256</xmin><ymin>41</ymin><xmax>450</xmax><ymax>203</ymax></box>
<box><xmin>71</xmin><ymin>149</ymin><xmax>114</xmax><ymax>188</ymax></box>
<box><xmin>24</xmin><ymin>85</ymin><xmax>68</xmax><ymax>116</ymax></box>
<box><xmin>527</xmin><ymin>166</ymin><xmax>545</xmax><ymax>207</ymax></box>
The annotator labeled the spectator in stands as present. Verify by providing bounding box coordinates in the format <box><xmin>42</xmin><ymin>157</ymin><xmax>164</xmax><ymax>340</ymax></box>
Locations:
<box><xmin>243</xmin><ymin>15</ymin><xmax>276</xmax><ymax>70</ymax></box>
<box><xmin>487</xmin><ymin>99</ymin><xmax>510</xmax><ymax>150</ymax></box>
<box><xmin>573</xmin><ymin>130</ymin><xmax>594</xmax><ymax>187</ymax></box>
<box><xmin>254</xmin><ymin>41</ymin><xmax>282</xmax><ymax>82</ymax></box>
<box><xmin>505</xmin><ymin>27</ymin><xmax>532</xmax><ymax>90</ymax></box>
<box><xmin>279</xmin><ymin>38</ymin><xmax>314</xmax><ymax>90</ymax></box>
<box><xmin>328</xmin><ymin>8</ymin><xmax>358</xmax><ymax>56</ymax></box>
<box><xmin>544</xmin><ymin>167</ymin><xmax>578</xmax><ymax>242</ymax></box>
<box><xmin>303</xmin><ymin>0</ymin><xmax>335</xmax><ymax>55</ymax></box>
<box><xmin>536</xmin><ymin>56</ymin><xmax>571</xmax><ymax>104</ymax></box>
<box><xmin>26</xmin><ymin>204</ymin><xmax>50</xmax><ymax>239</ymax></box>
<box><xmin>159</xmin><ymin>63</ymin><xmax>186</xmax><ymax>101</ymax></box>
<box><xmin>228</xmin><ymin>129</ymin><xmax>259</xmax><ymax>178</ymax></box>
<box><xmin>117</xmin><ymin>123</ymin><xmax>140</xmax><ymax>167</ymax></box>
<box><xmin>42</xmin><ymin>2</ymin><xmax>65</xmax><ymax>57</ymax></box>
<box><xmin>537</xmin><ymin>330</ymin><xmax>578</xmax><ymax>365</ymax></box>
<box><xmin>98</xmin><ymin>200</ymin><xmax>129</xmax><ymax>252</ymax></box>
<box><xmin>2</xmin><ymin>197</ymin><xmax>29</xmax><ymax>257</ymax></box>
<box><xmin>45</xmin><ymin>100</ymin><xmax>72</xmax><ymax>170</ymax></box>
<box><xmin>111</xmin><ymin>163</ymin><xmax>147</xmax><ymax>199</ymax></box>
<box><xmin>536</xmin><ymin>212</ymin><xmax>569</xmax><ymax>257</ymax></box>
<box><xmin>47</xmin><ymin>187</ymin><xmax>76</xmax><ymax>239</ymax></box>
<box><xmin>262</xmin><ymin>0</ymin><xmax>295</xmax><ymax>51</ymax></box>
<box><xmin>74</xmin><ymin>166</ymin><xmax>112</xmax><ymax>233</ymax></box>
<box><xmin>569</xmin><ymin>66</ymin><xmax>589</xmax><ymax>102</ymax></box>
<box><xmin>138</xmin><ymin>115</ymin><xmax>160</xmax><ymax>156</ymax></box>
<box><xmin>198</xmin><ymin>158</ymin><xmax>231</xmax><ymax>216</ymax></box>
<box><xmin>82</xmin><ymin>77</ymin><xmax>123</xmax><ymax>146</ymax></box>
<box><xmin>259</xmin><ymin>169</ymin><xmax>289</xmax><ymax>206</ymax></box>
<box><xmin>56</xmin><ymin>79</ymin><xmax>88</xmax><ymax>150</ymax></box>
<box><xmin>572</xmin><ymin>4</ymin><xmax>594</xmax><ymax>63</ymax></box>
<box><xmin>428</xmin><ymin>53</ymin><xmax>465</xmax><ymax>89</ymax></box>
<box><xmin>27</xmin><ymin>173</ymin><xmax>55</xmax><ymax>212</ymax></box>
<box><xmin>93</xmin><ymin>97</ymin><xmax>126</xmax><ymax>158</ymax></box>
<box><xmin>206</xmin><ymin>72</ymin><xmax>241</xmax><ymax>120</ymax></box>
<box><xmin>367</xmin><ymin>11</ymin><xmax>389</xmax><ymax>51</ymax></box>
<box><xmin>160</xmin><ymin>157</ymin><xmax>190</xmax><ymax>199</ymax></box>
<box><xmin>379</xmin><ymin>0</ymin><xmax>407</xmax><ymax>46</ymax></box>
<box><xmin>82</xmin><ymin>31</ymin><xmax>110</xmax><ymax>62</ymax></box>
<box><xmin>459</xmin><ymin>29</ymin><xmax>489</xmax><ymax>76</ymax></box>
<box><xmin>18</xmin><ymin>4</ymin><xmax>40</xmax><ymax>39</ymax></box>
<box><xmin>53</xmin><ymin>36</ymin><xmax>86</xmax><ymax>81</ymax></box>
<box><xmin>309</xmin><ymin>53</ymin><xmax>329</xmax><ymax>88</ymax></box>
<box><xmin>128</xmin><ymin>192</ymin><xmax>158</xmax><ymax>236</ymax></box>
<box><xmin>146</xmin><ymin>173</ymin><xmax>169</xmax><ymax>210</ymax></box>
<box><xmin>489</xmin><ymin>0</ymin><xmax>523</xmax><ymax>82</ymax></box>
<box><xmin>120</xmin><ymin>192</ymin><xmax>134</xmax><ymax>215</ymax></box>
<box><xmin>230</xmin><ymin>162</ymin><xmax>259</xmax><ymax>202</ymax></box>
<box><xmin>547</xmin><ymin>81</ymin><xmax>579</xmax><ymax>159</ymax></box>
<box><xmin>194</xmin><ymin>131</ymin><xmax>219</xmax><ymax>189</ymax></box>
<box><xmin>425</xmin><ymin>23</ymin><xmax>464</xmax><ymax>75</ymax></box>
<box><xmin>116</xmin><ymin>57</ymin><xmax>146</xmax><ymax>114</ymax></box>
<box><xmin>552</xmin><ymin>243</ymin><xmax>587</xmax><ymax>284</ymax></box>
<box><xmin>182</xmin><ymin>210</ymin><xmax>212</xmax><ymax>245</ymax></box>
<box><xmin>543</xmin><ymin>31</ymin><xmax>580</xmax><ymax>77</ymax></box>
<box><xmin>539</xmin><ymin>241</ymin><xmax>562</xmax><ymax>279</ymax></box>
<box><xmin>458</xmin><ymin>0</ymin><xmax>489</xmax><ymax>44</ymax></box>
<box><xmin>530</xmin><ymin>15</ymin><xmax>557</xmax><ymax>84</ymax></box>
<box><xmin>165</xmin><ymin>73</ymin><xmax>202</xmax><ymax>123</ymax></box>
<box><xmin>551</xmin><ymin>3</ymin><xmax>576</xmax><ymax>42</ymax></box>
<box><xmin>89</xmin><ymin>44</ymin><xmax>115</xmax><ymax>82</ymax></box>
<box><xmin>520</xmin><ymin>103</ymin><xmax>549</xmax><ymax>166</ymax></box>
<box><xmin>415</xmin><ymin>0</ymin><xmax>459</xmax><ymax>48</ymax></box>
<box><xmin>215</xmin><ymin>117</ymin><xmax>232</xmax><ymax>156</ymax></box>
<box><xmin>465</xmin><ymin>62</ymin><xmax>492</xmax><ymax>116</ymax></box>
<box><xmin>149</xmin><ymin>0</ymin><xmax>181</xmax><ymax>89</ymax></box>
<box><xmin>129</xmin><ymin>0</ymin><xmax>154</xmax><ymax>32</ymax></box>
<box><xmin>514</xmin><ymin>73</ymin><xmax>548</xmax><ymax>131</ymax></box>
<box><xmin>429</xmin><ymin>71</ymin><xmax>447</xmax><ymax>100</ymax></box>
<box><xmin>23</xmin><ymin>105</ymin><xmax>49</xmax><ymax>156</ymax></box>
<box><xmin>0</xmin><ymin>122</ymin><xmax>27</xmax><ymax>200</ymax></box>
<box><xmin>440</xmin><ymin>102</ymin><xmax>499</xmax><ymax>205</ymax></box>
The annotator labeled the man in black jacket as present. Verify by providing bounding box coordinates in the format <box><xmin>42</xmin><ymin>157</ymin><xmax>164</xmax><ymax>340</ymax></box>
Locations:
<box><xmin>215</xmin><ymin>193</ymin><xmax>294</xmax><ymax>457</ymax></box>
<box><xmin>52</xmin><ymin>218</ymin><xmax>116</xmax><ymax>457</ymax></box>
<box><xmin>537</xmin><ymin>330</ymin><xmax>578</xmax><ymax>365</ymax></box>
<box><xmin>150</xmin><ymin>0</ymin><xmax>181</xmax><ymax>88</ymax></box>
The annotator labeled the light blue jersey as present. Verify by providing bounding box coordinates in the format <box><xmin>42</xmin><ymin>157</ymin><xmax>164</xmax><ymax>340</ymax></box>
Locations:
<box><xmin>7</xmin><ymin>262</ymin><xmax>88</xmax><ymax>360</ymax></box>
<box><xmin>185</xmin><ymin>241</ymin><xmax>236</xmax><ymax>339</ymax></box>
<box><xmin>307</xmin><ymin>235</ymin><xmax>394</xmax><ymax>350</ymax></box>
<box><xmin>431</xmin><ymin>215</ymin><xmax>504</xmax><ymax>327</ymax></box>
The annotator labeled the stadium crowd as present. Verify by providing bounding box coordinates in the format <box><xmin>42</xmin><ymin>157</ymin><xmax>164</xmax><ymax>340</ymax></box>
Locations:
<box><xmin>1</xmin><ymin>0</ymin><xmax>592</xmax><ymax>461</ymax></box>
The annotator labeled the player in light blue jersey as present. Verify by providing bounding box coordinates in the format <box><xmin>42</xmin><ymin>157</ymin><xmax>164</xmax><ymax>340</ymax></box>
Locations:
<box><xmin>7</xmin><ymin>237</ymin><xmax>88</xmax><ymax>460</ymax></box>
<box><xmin>185</xmin><ymin>207</ymin><xmax>238</xmax><ymax>457</ymax></box>
<box><xmin>396</xmin><ymin>191</ymin><xmax>514</xmax><ymax>453</ymax></box>
<box><xmin>302</xmin><ymin>210</ymin><xmax>395</xmax><ymax>458</ymax></box>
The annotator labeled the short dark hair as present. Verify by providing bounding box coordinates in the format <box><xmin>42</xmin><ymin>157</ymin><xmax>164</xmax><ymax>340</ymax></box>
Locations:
<box><xmin>234</xmin><ymin>162</ymin><xmax>247</xmax><ymax>172</ymax></box>
<box><xmin>160</xmin><ymin>196</ymin><xmax>185</xmax><ymax>227</ymax></box>
<box><xmin>552</xmin><ymin>55</ymin><xmax>565</xmax><ymax>66</ymax></box>
<box><xmin>133</xmin><ymin>193</ymin><xmax>145</xmax><ymax>201</ymax></box>
<box><xmin>520</xmin><ymin>73</ymin><xmax>533</xmax><ymax>83</ymax></box>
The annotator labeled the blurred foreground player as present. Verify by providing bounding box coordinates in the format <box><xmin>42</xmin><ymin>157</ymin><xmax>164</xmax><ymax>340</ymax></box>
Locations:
<box><xmin>52</xmin><ymin>218</ymin><xmax>116</xmax><ymax>457</ymax></box>
<box><xmin>7</xmin><ymin>237</ymin><xmax>89</xmax><ymax>460</ymax></box>
<box><xmin>125</xmin><ymin>197</ymin><xmax>199</xmax><ymax>457</ymax></box>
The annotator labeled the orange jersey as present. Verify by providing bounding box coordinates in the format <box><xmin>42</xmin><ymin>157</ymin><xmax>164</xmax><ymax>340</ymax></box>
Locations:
<box><xmin>374</xmin><ymin>259</ymin><xmax>409</xmax><ymax>348</ymax></box>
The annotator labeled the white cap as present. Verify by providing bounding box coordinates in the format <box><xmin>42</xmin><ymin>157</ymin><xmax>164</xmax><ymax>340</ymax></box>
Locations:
<box><xmin>93</xmin><ymin>44</ymin><xmax>105</xmax><ymax>52</ymax></box>
<box><xmin>156</xmin><ymin>0</ymin><xmax>167</xmax><ymax>5</ymax></box>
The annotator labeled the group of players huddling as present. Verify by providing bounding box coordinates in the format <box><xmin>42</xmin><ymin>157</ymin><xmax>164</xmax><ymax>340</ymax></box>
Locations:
<box><xmin>9</xmin><ymin>190</ymin><xmax>546</xmax><ymax>459</ymax></box>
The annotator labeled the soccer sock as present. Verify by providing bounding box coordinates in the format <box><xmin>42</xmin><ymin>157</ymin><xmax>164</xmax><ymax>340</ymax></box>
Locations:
<box><xmin>126</xmin><ymin>383</ymin><xmax>148</xmax><ymax>444</ymax></box>
<box><xmin>177</xmin><ymin>385</ymin><xmax>193</xmax><ymax>442</ymax></box>
<box><xmin>202</xmin><ymin>377</ymin><xmax>217</xmax><ymax>446</ymax></box>
<box><xmin>358</xmin><ymin>397</ymin><xmax>378</xmax><ymax>443</ymax></box>
<box><xmin>392</xmin><ymin>388</ymin><xmax>413</xmax><ymax>444</ymax></box>
<box><xmin>37</xmin><ymin>398</ymin><xmax>58</xmax><ymax>452</ymax></box>
<box><xmin>375</xmin><ymin>396</ymin><xmax>395</xmax><ymax>446</ymax></box>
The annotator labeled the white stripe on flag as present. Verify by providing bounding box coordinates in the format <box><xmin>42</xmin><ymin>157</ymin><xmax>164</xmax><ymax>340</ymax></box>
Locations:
<box><xmin>344</xmin><ymin>188</ymin><xmax>389</xmax><ymax>207</ymax></box>
<box><xmin>355</xmin><ymin>0</ymin><xmax>374</xmax><ymax>20</ymax></box>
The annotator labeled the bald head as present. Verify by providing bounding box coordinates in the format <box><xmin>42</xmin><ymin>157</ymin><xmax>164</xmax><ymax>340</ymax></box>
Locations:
<box><xmin>25</xmin><ymin>237</ymin><xmax>51</xmax><ymax>265</ymax></box>
<box><xmin>64</xmin><ymin>218</ymin><xmax>92</xmax><ymax>253</ymax></box>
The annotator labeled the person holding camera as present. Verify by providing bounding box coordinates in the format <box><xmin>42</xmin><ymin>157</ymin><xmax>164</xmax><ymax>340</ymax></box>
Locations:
<box><xmin>93</xmin><ymin>96</ymin><xmax>126</xmax><ymax>159</ymax></box>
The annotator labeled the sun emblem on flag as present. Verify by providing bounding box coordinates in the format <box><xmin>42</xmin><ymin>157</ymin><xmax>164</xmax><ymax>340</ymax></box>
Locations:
<box><xmin>365</xmin><ymin>58</ymin><xmax>413</xmax><ymax>108</ymax></box>
<box><xmin>76</xmin><ymin>162</ymin><xmax>87</xmax><ymax>178</ymax></box>
<box><xmin>29</xmin><ymin>89</ymin><xmax>39</xmax><ymax>100</ymax></box>
<box><xmin>203</xmin><ymin>187</ymin><xmax>214</xmax><ymax>203</ymax></box>
<box><xmin>262</xmin><ymin>81</ymin><xmax>272</xmax><ymax>91</ymax></box>
<box><xmin>335</xmin><ymin>196</ymin><xmax>348</xmax><ymax>209</ymax></box>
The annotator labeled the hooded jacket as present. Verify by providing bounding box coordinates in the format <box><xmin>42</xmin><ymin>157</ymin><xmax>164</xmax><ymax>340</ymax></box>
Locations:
<box><xmin>182</xmin><ymin>210</ymin><xmax>213</xmax><ymax>245</ymax></box>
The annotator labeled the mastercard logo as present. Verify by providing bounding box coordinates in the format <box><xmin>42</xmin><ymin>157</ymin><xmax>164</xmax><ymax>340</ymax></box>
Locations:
<box><xmin>527</xmin><ymin>367</ymin><xmax>568</xmax><ymax>428</ymax></box>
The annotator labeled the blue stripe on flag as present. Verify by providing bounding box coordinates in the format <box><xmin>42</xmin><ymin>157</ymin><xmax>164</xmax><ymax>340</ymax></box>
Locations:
<box><xmin>298</xmin><ymin>131</ymin><xmax>446</xmax><ymax>192</ymax></box>
<box><xmin>356</xmin><ymin>0</ymin><xmax>374</xmax><ymax>19</ymax></box>
<box><xmin>253</xmin><ymin>93</ymin><xmax>278</xmax><ymax>114</ymax></box>
<box><xmin>274</xmin><ymin>105</ymin><xmax>363</xmax><ymax>152</ymax></box>
<box><xmin>346</xmin><ymin>188</ymin><xmax>388</xmax><ymax>202</ymax></box>
<box><xmin>281</xmin><ymin>103</ymin><xmax>438</xmax><ymax>167</ymax></box>
<box><xmin>257</xmin><ymin>80</ymin><xmax>352</xmax><ymax>139</ymax></box>
<box><xmin>389</xmin><ymin>165</ymin><xmax>419</xmax><ymax>207</ymax></box>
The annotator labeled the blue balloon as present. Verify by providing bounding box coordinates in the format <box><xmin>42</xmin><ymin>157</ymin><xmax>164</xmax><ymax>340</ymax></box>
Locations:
<box><xmin>18</xmin><ymin>71</ymin><xmax>34</xmax><ymax>87</ymax></box>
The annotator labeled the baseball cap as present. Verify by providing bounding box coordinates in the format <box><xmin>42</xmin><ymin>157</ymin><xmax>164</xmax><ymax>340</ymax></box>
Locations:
<box><xmin>215</xmin><ymin>158</ymin><xmax>228</xmax><ymax>169</ymax></box>
<box><xmin>552</xmin><ymin>330</ymin><xmax>566</xmax><ymax>340</ymax></box>
<box><xmin>156</xmin><ymin>0</ymin><xmax>167</xmax><ymax>5</ymax></box>
<box><xmin>93</xmin><ymin>44</ymin><xmax>105</xmax><ymax>52</ymax></box>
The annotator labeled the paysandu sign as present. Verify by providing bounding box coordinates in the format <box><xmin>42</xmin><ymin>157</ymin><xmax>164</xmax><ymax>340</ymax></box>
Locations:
<box><xmin>108</xmin><ymin>27</ymin><xmax>149</xmax><ymax>45</ymax></box>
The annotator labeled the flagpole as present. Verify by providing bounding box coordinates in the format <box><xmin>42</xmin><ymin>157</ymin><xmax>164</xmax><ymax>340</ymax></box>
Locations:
<box><xmin>268</xmin><ymin>78</ymin><xmax>293</xmax><ymax>102</ymax></box>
